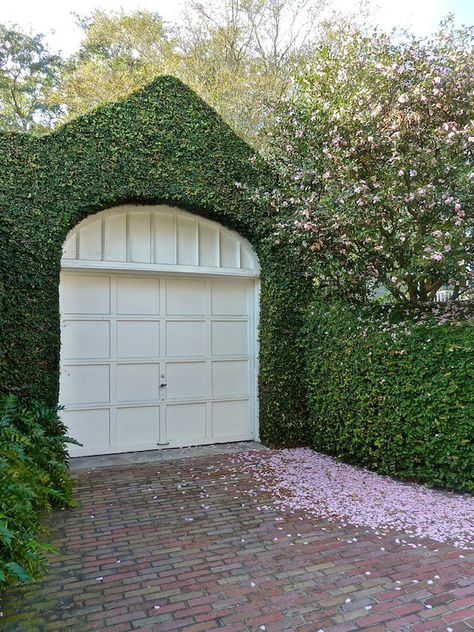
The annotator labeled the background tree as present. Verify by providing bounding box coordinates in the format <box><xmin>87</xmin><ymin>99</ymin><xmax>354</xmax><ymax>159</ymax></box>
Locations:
<box><xmin>174</xmin><ymin>0</ymin><xmax>326</xmax><ymax>143</ymax></box>
<box><xmin>52</xmin><ymin>10</ymin><xmax>177</xmax><ymax>119</ymax></box>
<box><xmin>258</xmin><ymin>19</ymin><xmax>474</xmax><ymax>303</ymax></box>
<box><xmin>55</xmin><ymin>0</ymin><xmax>326</xmax><ymax>145</ymax></box>
<box><xmin>0</xmin><ymin>24</ymin><xmax>63</xmax><ymax>132</ymax></box>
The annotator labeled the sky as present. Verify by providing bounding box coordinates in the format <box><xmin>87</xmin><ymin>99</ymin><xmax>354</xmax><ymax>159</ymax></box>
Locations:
<box><xmin>0</xmin><ymin>0</ymin><xmax>473</xmax><ymax>56</ymax></box>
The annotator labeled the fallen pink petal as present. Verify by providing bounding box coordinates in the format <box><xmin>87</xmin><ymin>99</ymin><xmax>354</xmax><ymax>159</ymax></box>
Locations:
<box><xmin>232</xmin><ymin>448</ymin><xmax>474</xmax><ymax>549</ymax></box>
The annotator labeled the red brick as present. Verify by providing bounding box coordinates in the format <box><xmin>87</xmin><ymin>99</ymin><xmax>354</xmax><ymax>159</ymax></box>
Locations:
<box><xmin>445</xmin><ymin>608</ymin><xmax>474</xmax><ymax>623</ymax></box>
<box><xmin>0</xmin><ymin>453</ymin><xmax>473</xmax><ymax>632</ymax></box>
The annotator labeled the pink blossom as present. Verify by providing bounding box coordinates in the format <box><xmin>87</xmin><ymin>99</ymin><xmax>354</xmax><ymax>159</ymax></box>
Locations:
<box><xmin>257</xmin><ymin>23</ymin><xmax>474</xmax><ymax>304</ymax></box>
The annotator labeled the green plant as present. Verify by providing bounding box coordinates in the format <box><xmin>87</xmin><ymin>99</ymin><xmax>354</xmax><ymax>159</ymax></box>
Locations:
<box><xmin>305</xmin><ymin>300</ymin><xmax>474</xmax><ymax>492</ymax></box>
<box><xmin>0</xmin><ymin>395</ymin><xmax>77</xmax><ymax>586</ymax></box>
<box><xmin>0</xmin><ymin>24</ymin><xmax>63</xmax><ymax>133</ymax></box>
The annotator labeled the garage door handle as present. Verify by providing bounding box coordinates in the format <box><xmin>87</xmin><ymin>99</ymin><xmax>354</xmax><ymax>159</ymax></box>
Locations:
<box><xmin>160</xmin><ymin>383</ymin><xmax>167</xmax><ymax>388</ymax></box>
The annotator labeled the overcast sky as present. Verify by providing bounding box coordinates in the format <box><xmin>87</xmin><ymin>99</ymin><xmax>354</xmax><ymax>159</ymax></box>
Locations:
<box><xmin>0</xmin><ymin>0</ymin><xmax>473</xmax><ymax>56</ymax></box>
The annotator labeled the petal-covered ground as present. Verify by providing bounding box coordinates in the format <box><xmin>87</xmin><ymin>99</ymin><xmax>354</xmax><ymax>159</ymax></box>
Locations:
<box><xmin>232</xmin><ymin>448</ymin><xmax>474</xmax><ymax>550</ymax></box>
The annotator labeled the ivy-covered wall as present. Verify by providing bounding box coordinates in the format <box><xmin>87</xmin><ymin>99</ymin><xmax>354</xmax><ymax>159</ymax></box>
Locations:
<box><xmin>0</xmin><ymin>75</ymin><xmax>310</xmax><ymax>447</ymax></box>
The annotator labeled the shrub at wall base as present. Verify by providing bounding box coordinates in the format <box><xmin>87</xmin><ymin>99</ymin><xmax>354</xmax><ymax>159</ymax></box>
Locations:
<box><xmin>0</xmin><ymin>395</ymin><xmax>77</xmax><ymax>587</ymax></box>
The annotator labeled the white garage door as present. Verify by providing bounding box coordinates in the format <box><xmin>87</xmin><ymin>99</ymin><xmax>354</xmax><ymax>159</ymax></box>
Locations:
<box><xmin>60</xmin><ymin>271</ymin><xmax>257</xmax><ymax>456</ymax></box>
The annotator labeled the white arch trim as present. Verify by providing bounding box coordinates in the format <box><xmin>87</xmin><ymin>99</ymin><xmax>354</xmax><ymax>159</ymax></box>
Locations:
<box><xmin>62</xmin><ymin>204</ymin><xmax>260</xmax><ymax>277</ymax></box>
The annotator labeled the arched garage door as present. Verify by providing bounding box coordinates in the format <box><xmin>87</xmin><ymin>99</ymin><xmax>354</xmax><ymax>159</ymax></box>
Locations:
<box><xmin>59</xmin><ymin>205</ymin><xmax>259</xmax><ymax>457</ymax></box>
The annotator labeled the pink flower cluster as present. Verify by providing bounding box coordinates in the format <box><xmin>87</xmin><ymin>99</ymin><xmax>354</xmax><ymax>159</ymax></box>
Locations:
<box><xmin>232</xmin><ymin>448</ymin><xmax>474</xmax><ymax>549</ymax></box>
<box><xmin>257</xmin><ymin>21</ymin><xmax>474</xmax><ymax>303</ymax></box>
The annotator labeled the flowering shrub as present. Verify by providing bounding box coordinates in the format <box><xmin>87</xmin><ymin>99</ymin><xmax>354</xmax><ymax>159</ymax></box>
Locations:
<box><xmin>305</xmin><ymin>301</ymin><xmax>474</xmax><ymax>491</ymax></box>
<box><xmin>260</xmin><ymin>20</ymin><xmax>474</xmax><ymax>302</ymax></box>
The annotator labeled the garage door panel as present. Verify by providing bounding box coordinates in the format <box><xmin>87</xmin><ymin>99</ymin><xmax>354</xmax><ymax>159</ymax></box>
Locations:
<box><xmin>61</xmin><ymin>364</ymin><xmax>109</xmax><ymax>405</ymax></box>
<box><xmin>62</xmin><ymin>320</ymin><xmax>110</xmax><ymax>360</ymax></box>
<box><xmin>117</xmin><ymin>277</ymin><xmax>160</xmax><ymax>314</ymax></box>
<box><xmin>199</xmin><ymin>224</ymin><xmax>219</xmax><ymax>267</ymax></box>
<box><xmin>116</xmin><ymin>363</ymin><xmax>160</xmax><ymax>402</ymax></box>
<box><xmin>212</xmin><ymin>360</ymin><xmax>249</xmax><ymax>397</ymax></box>
<box><xmin>212</xmin><ymin>400</ymin><xmax>250</xmax><ymax>439</ymax></box>
<box><xmin>166</xmin><ymin>362</ymin><xmax>206</xmax><ymax>399</ymax></box>
<box><xmin>220</xmin><ymin>231</ymin><xmax>239</xmax><ymax>268</ymax></box>
<box><xmin>166</xmin><ymin>321</ymin><xmax>206</xmax><ymax>356</ymax></box>
<box><xmin>166</xmin><ymin>403</ymin><xmax>206</xmax><ymax>442</ymax></box>
<box><xmin>212</xmin><ymin>321</ymin><xmax>248</xmax><ymax>356</ymax></box>
<box><xmin>78</xmin><ymin>219</ymin><xmax>102</xmax><ymax>261</ymax></box>
<box><xmin>104</xmin><ymin>213</ymin><xmax>127</xmax><ymax>262</ymax></box>
<box><xmin>166</xmin><ymin>279</ymin><xmax>207</xmax><ymax>315</ymax></box>
<box><xmin>61</xmin><ymin>274</ymin><xmax>110</xmax><ymax>314</ymax></box>
<box><xmin>117</xmin><ymin>321</ymin><xmax>159</xmax><ymax>358</ymax></box>
<box><xmin>63</xmin><ymin>409</ymin><xmax>110</xmax><ymax>450</ymax></box>
<box><xmin>117</xmin><ymin>406</ymin><xmax>159</xmax><ymax>447</ymax></box>
<box><xmin>211</xmin><ymin>280</ymin><xmax>249</xmax><ymax>315</ymax></box>
<box><xmin>60</xmin><ymin>270</ymin><xmax>256</xmax><ymax>456</ymax></box>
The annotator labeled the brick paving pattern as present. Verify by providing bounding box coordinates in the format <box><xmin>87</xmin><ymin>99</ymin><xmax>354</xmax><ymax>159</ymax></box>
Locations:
<box><xmin>1</xmin><ymin>450</ymin><xmax>473</xmax><ymax>631</ymax></box>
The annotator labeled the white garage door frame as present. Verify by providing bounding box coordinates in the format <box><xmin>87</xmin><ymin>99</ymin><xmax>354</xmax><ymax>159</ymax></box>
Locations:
<box><xmin>59</xmin><ymin>205</ymin><xmax>260</xmax><ymax>456</ymax></box>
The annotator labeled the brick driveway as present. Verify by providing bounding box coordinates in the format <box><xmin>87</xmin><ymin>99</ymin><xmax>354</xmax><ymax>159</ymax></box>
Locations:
<box><xmin>1</xmin><ymin>449</ymin><xmax>473</xmax><ymax>632</ymax></box>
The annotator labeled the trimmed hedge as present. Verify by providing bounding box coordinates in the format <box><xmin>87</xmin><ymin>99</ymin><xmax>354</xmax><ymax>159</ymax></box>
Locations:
<box><xmin>0</xmin><ymin>75</ymin><xmax>310</xmax><ymax>448</ymax></box>
<box><xmin>0</xmin><ymin>395</ymin><xmax>76</xmax><ymax>586</ymax></box>
<box><xmin>305</xmin><ymin>301</ymin><xmax>474</xmax><ymax>492</ymax></box>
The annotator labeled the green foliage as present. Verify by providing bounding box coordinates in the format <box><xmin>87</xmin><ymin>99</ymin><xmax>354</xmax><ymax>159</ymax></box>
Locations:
<box><xmin>305</xmin><ymin>300</ymin><xmax>474</xmax><ymax>491</ymax></box>
<box><xmin>0</xmin><ymin>395</ymin><xmax>77</xmax><ymax>586</ymax></box>
<box><xmin>258</xmin><ymin>246</ymin><xmax>312</xmax><ymax>447</ymax></box>
<box><xmin>53</xmin><ymin>10</ymin><xmax>178</xmax><ymax>120</ymax></box>
<box><xmin>0</xmin><ymin>76</ymin><xmax>309</xmax><ymax>451</ymax></box>
<box><xmin>0</xmin><ymin>24</ymin><xmax>63</xmax><ymax>132</ymax></box>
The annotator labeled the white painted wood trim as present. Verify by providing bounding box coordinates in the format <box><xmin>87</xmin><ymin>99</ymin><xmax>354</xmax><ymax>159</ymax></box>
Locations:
<box><xmin>62</xmin><ymin>204</ymin><xmax>260</xmax><ymax>275</ymax></box>
<box><xmin>253</xmin><ymin>279</ymin><xmax>261</xmax><ymax>442</ymax></box>
<box><xmin>61</xmin><ymin>259</ymin><xmax>259</xmax><ymax>278</ymax></box>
